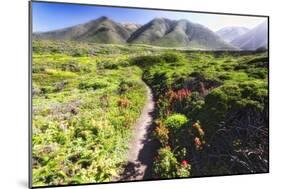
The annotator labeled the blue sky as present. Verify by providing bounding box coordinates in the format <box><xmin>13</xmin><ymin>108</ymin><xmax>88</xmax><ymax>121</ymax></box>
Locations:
<box><xmin>32</xmin><ymin>1</ymin><xmax>267</xmax><ymax>32</ymax></box>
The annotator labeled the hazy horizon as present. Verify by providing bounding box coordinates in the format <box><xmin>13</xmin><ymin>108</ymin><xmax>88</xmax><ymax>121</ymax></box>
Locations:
<box><xmin>32</xmin><ymin>2</ymin><xmax>267</xmax><ymax>33</ymax></box>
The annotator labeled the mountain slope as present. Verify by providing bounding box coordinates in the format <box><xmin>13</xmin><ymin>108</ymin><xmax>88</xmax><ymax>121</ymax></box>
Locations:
<box><xmin>216</xmin><ymin>26</ymin><xmax>249</xmax><ymax>42</ymax></box>
<box><xmin>231</xmin><ymin>21</ymin><xmax>268</xmax><ymax>50</ymax></box>
<box><xmin>128</xmin><ymin>18</ymin><xmax>236</xmax><ymax>50</ymax></box>
<box><xmin>122</xmin><ymin>23</ymin><xmax>142</xmax><ymax>34</ymax></box>
<box><xmin>34</xmin><ymin>17</ymin><xmax>237</xmax><ymax>50</ymax></box>
<box><xmin>33</xmin><ymin>16</ymin><xmax>132</xmax><ymax>44</ymax></box>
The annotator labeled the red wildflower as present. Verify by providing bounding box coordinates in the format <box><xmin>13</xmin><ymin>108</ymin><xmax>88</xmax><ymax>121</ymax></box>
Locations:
<box><xmin>166</xmin><ymin>88</ymin><xmax>191</xmax><ymax>102</ymax></box>
<box><xmin>177</xmin><ymin>88</ymin><xmax>191</xmax><ymax>100</ymax></box>
<box><xmin>181</xmin><ymin>160</ymin><xmax>189</xmax><ymax>167</ymax></box>
<box><xmin>194</xmin><ymin>137</ymin><xmax>202</xmax><ymax>146</ymax></box>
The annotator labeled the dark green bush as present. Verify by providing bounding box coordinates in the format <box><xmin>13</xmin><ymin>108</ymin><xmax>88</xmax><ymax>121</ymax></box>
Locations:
<box><xmin>97</xmin><ymin>61</ymin><xmax>119</xmax><ymax>69</ymax></box>
<box><xmin>33</xmin><ymin>66</ymin><xmax>46</xmax><ymax>73</ymax></box>
<box><xmin>61</xmin><ymin>62</ymin><xmax>81</xmax><ymax>72</ymax></box>
<box><xmin>78</xmin><ymin>80</ymin><xmax>108</xmax><ymax>90</ymax></box>
<box><xmin>119</xmin><ymin>61</ymin><xmax>131</xmax><ymax>67</ymax></box>
<box><xmin>161</xmin><ymin>52</ymin><xmax>181</xmax><ymax>63</ymax></box>
<box><xmin>246</xmin><ymin>68</ymin><xmax>267</xmax><ymax>79</ymax></box>
<box><xmin>132</xmin><ymin>55</ymin><xmax>163</xmax><ymax>67</ymax></box>
<box><xmin>118</xmin><ymin>79</ymin><xmax>134</xmax><ymax>94</ymax></box>
<box><xmin>152</xmin><ymin>147</ymin><xmax>178</xmax><ymax>178</ymax></box>
<box><xmin>40</xmin><ymin>86</ymin><xmax>54</xmax><ymax>94</ymax></box>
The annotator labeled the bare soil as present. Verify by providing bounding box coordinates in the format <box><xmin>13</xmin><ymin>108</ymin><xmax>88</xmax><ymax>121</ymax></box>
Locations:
<box><xmin>116</xmin><ymin>85</ymin><xmax>159</xmax><ymax>181</ymax></box>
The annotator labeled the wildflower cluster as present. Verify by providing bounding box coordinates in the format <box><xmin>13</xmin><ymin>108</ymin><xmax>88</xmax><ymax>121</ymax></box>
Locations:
<box><xmin>117</xmin><ymin>97</ymin><xmax>130</xmax><ymax>108</ymax></box>
<box><xmin>152</xmin><ymin>146</ymin><xmax>191</xmax><ymax>178</ymax></box>
<box><xmin>192</xmin><ymin>121</ymin><xmax>206</xmax><ymax>150</ymax></box>
<box><xmin>177</xmin><ymin>159</ymin><xmax>191</xmax><ymax>177</ymax></box>
<box><xmin>166</xmin><ymin>88</ymin><xmax>192</xmax><ymax>102</ymax></box>
<box><xmin>154</xmin><ymin>120</ymin><xmax>169</xmax><ymax>146</ymax></box>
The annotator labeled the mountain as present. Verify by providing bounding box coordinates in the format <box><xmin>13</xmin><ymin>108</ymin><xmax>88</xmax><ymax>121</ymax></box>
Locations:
<box><xmin>216</xmin><ymin>26</ymin><xmax>249</xmax><ymax>42</ymax></box>
<box><xmin>231</xmin><ymin>21</ymin><xmax>268</xmax><ymax>50</ymax></box>
<box><xmin>34</xmin><ymin>16</ymin><xmax>236</xmax><ymax>50</ymax></box>
<box><xmin>122</xmin><ymin>23</ymin><xmax>142</xmax><ymax>33</ymax></box>
<box><xmin>128</xmin><ymin>18</ymin><xmax>236</xmax><ymax>50</ymax></box>
<box><xmin>33</xmin><ymin>16</ymin><xmax>133</xmax><ymax>44</ymax></box>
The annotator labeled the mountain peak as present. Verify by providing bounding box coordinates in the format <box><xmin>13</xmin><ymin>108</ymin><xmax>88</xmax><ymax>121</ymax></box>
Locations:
<box><xmin>97</xmin><ymin>16</ymin><xmax>110</xmax><ymax>21</ymax></box>
<box><xmin>85</xmin><ymin>16</ymin><xmax>111</xmax><ymax>26</ymax></box>
<box><xmin>151</xmin><ymin>17</ymin><xmax>172</xmax><ymax>23</ymax></box>
<box><xmin>33</xmin><ymin>16</ymin><xmax>239</xmax><ymax>50</ymax></box>
<box><xmin>230</xmin><ymin>21</ymin><xmax>268</xmax><ymax>50</ymax></box>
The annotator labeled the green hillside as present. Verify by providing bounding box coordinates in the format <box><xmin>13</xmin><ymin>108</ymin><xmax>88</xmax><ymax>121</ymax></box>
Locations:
<box><xmin>32</xmin><ymin>39</ymin><xmax>268</xmax><ymax>186</ymax></box>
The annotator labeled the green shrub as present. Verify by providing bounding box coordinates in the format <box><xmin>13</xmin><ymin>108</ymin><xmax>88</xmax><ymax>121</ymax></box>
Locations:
<box><xmin>33</xmin><ymin>66</ymin><xmax>46</xmax><ymax>73</ymax></box>
<box><xmin>119</xmin><ymin>61</ymin><xmax>131</xmax><ymax>67</ymax></box>
<box><xmin>161</xmin><ymin>52</ymin><xmax>181</xmax><ymax>63</ymax></box>
<box><xmin>97</xmin><ymin>61</ymin><xmax>119</xmax><ymax>69</ymax></box>
<box><xmin>144</xmin><ymin>71</ymin><xmax>169</xmax><ymax>98</ymax></box>
<box><xmin>152</xmin><ymin>147</ymin><xmax>191</xmax><ymax>178</ymax></box>
<box><xmin>165</xmin><ymin>114</ymin><xmax>188</xmax><ymax>129</ymax></box>
<box><xmin>72</xmin><ymin>52</ymin><xmax>83</xmax><ymax>57</ymax></box>
<box><xmin>132</xmin><ymin>55</ymin><xmax>163</xmax><ymax>67</ymax></box>
<box><xmin>61</xmin><ymin>62</ymin><xmax>81</xmax><ymax>72</ymax></box>
<box><xmin>133</xmin><ymin>52</ymin><xmax>181</xmax><ymax>67</ymax></box>
<box><xmin>118</xmin><ymin>79</ymin><xmax>134</xmax><ymax>94</ymax></box>
<box><xmin>152</xmin><ymin>147</ymin><xmax>178</xmax><ymax>178</ymax></box>
<box><xmin>53</xmin><ymin>81</ymin><xmax>67</xmax><ymax>92</ymax></box>
<box><xmin>246</xmin><ymin>68</ymin><xmax>267</xmax><ymax>79</ymax></box>
<box><xmin>78</xmin><ymin>79</ymin><xmax>108</xmax><ymax>90</ymax></box>
<box><xmin>247</xmin><ymin>56</ymin><xmax>268</xmax><ymax>67</ymax></box>
<box><xmin>40</xmin><ymin>86</ymin><xmax>54</xmax><ymax>94</ymax></box>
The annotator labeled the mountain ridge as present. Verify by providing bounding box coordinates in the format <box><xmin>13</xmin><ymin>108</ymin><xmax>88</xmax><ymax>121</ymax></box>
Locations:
<box><xmin>34</xmin><ymin>16</ymin><xmax>134</xmax><ymax>44</ymax></box>
<box><xmin>33</xmin><ymin>16</ymin><xmax>247</xmax><ymax>50</ymax></box>
<box><xmin>230</xmin><ymin>21</ymin><xmax>268</xmax><ymax>50</ymax></box>
<box><xmin>216</xmin><ymin>26</ymin><xmax>249</xmax><ymax>42</ymax></box>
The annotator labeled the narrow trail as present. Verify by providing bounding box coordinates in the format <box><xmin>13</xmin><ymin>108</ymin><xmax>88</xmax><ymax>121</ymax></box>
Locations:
<box><xmin>116</xmin><ymin>84</ymin><xmax>159</xmax><ymax>181</ymax></box>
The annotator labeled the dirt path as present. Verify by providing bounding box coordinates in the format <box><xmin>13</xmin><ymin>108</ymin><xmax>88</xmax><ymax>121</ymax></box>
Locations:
<box><xmin>116</xmin><ymin>84</ymin><xmax>159</xmax><ymax>181</ymax></box>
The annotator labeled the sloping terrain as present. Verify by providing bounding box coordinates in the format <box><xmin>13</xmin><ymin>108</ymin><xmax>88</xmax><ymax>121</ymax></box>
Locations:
<box><xmin>33</xmin><ymin>16</ymin><xmax>133</xmax><ymax>43</ymax></box>
<box><xmin>128</xmin><ymin>18</ymin><xmax>236</xmax><ymax>50</ymax></box>
<box><xmin>231</xmin><ymin>21</ymin><xmax>268</xmax><ymax>50</ymax></box>
<box><xmin>122</xmin><ymin>23</ymin><xmax>142</xmax><ymax>34</ymax></box>
<box><xmin>216</xmin><ymin>26</ymin><xmax>249</xmax><ymax>42</ymax></box>
<box><xmin>32</xmin><ymin>40</ymin><xmax>268</xmax><ymax>186</ymax></box>
<box><xmin>34</xmin><ymin>17</ymin><xmax>236</xmax><ymax>50</ymax></box>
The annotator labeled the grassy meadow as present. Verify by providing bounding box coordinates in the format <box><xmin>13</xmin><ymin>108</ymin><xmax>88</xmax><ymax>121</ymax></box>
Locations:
<box><xmin>32</xmin><ymin>39</ymin><xmax>268</xmax><ymax>186</ymax></box>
